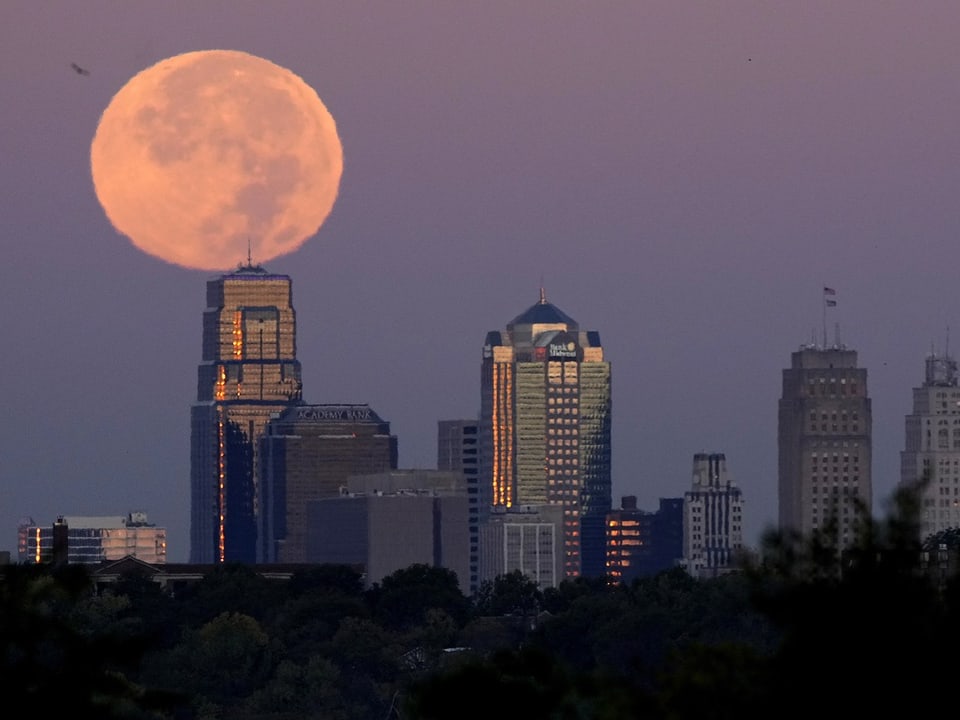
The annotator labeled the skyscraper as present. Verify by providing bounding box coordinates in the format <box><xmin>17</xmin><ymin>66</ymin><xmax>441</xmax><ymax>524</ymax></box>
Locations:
<box><xmin>778</xmin><ymin>344</ymin><xmax>872</xmax><ymax>548</ymax></box>
<box><xmin>258</xmin><ymin>403</ymin><xmax>398</xmax><ymax>563</ymax></box>
<box><xmin>190</xmin><ymin>262</ymin><xmax>303</xmax><ymax>564</ymax></box>
<box><xmin>682</xmin><ymin>453</ymin><xmax>744</xmax><ymax>578</ymax></box>
<box><xmin>900</xmin><ymin>351</ymin><xmax>960</xmax><ymax>541</ymax></box>
<box><xmin>479</xmin><ymin>289</ymin><xmax>611</xmax><ymax>579</ymax></box>
<box><xmin>438</xmin><ymin>419</ymin><xmax>481</xmax><ymax>593</ymax></box>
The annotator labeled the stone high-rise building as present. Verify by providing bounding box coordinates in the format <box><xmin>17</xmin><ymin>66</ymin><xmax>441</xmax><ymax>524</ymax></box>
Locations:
<box><xmin>682</xmin><ymin>453</ymin><xmax>744</xmax><ymax>578</ymax></box>
<box><xmin>778</xmin><ymin>344</ymin><xmax>872</xmax><ymax>548</ymax></box>
<box><xmin>190</xmin><ymin>262</ymin><xmax>303</xmax><ymax>564</ymax></box>
<box><xmin>479</xmin><ymin>289</ymin><xmax>611</xmax><ymax>579</ymax></box>
<box><xmin>900</xmin><ymin>351</ymin><xmax>960</xmax><ymax>541</ymax></box>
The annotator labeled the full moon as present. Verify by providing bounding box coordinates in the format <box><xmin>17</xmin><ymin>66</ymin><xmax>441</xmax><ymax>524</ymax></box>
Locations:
<box><xmin>90</xmin><ymin>49</ymin><xmax>343</xmax><ymax>270</ymax></box>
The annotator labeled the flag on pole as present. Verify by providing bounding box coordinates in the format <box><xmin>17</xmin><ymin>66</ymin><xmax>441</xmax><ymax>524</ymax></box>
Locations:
<box><xmin>823</xmin><ymin>286</ymin><xmax>837</xmax><ymax>295</ymax></box>
<box><xmin>825</xmin><ymin>299</ymin><xmax>837</xmax><ymax>307</ymax></box>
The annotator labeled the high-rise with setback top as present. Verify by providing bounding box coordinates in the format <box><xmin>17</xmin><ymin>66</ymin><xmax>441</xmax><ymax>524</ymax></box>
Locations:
<box><xmin>900</xmin><ymin>351</ymin><xmax>960</xmax><ymax>541</ymax></box>
<box><xmin>778</xmin><ymin>343</ymin><xmax>872</xmax><ymax>548</ymax></box>
<box><xmin>190</xmin><ymin>262</ymin><xmax>303</xmax><ymax>564</ymax></box>
<box><xmin>479</xmin><ymin>289</ymin><xmax>611</xmax><ymax>579</ymax></box>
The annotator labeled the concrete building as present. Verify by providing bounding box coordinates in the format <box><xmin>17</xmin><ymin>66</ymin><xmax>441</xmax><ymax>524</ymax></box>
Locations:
<box><xmin>19</xmin><ymin>512</ymin><xmax>167</xmax><ymax>565</ymax></box>
<box><xmin>479</xmin><ymin>289</ymin><xmax>611</xmax><ymax>580</ymax></box>
<box><xmin>304</xmin><ymin>470</ymin><xmax>469</xmax><ymax>591</ymax></box>
<box><xmin>605</xmin><ymin>497</ymin><xmax>683</xmax><ymax>583</ymax></box>
<box><xmin>258</xmin><ymin>404</ymin><xmax>398</xmax><ymax>563</ymax></box>
<box><xmin>190</xmin><ymin>262</ymin><xmax>303</xmax><ymax>564</ymax></box>
<box><xmin>778</xmin><ymin>343</ymin><xmax>872</xmax><ymax>548</ymax></box>
<box><xmin>682</xmin><ymin>453</ymin><xmax>745</xmax><ymax>578</ymax></box>
<box><xmin>479</xmin><ymin>504</ymin><xmax>563</xmax><ymax>590</ymax></box>
<box><xmin>437</xmin><ymin>419</ymin><xmax>480</xmax><ymax>593</ymax></box>
<box><xmin>900</xmin><ymin>351</ymin><xmax>960</xmax><ymax>541</ymax></box>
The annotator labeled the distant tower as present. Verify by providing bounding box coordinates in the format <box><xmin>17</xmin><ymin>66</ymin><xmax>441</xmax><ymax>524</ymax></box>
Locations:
<box><xmin>479</xmin><ymin>289</ymin><xmax>612</xmax><ymax>579</ymax></box>
<box><xmin>900</xmin><ymin>351</ymin><xmax>960</xmax><ymax>540</ymax></box>
<box><xmin>438</xmin><ymin>419</ymin><xmax>481</xmax><ymax>593</ymax></box>
<box><xmin>190</xmin><ymin>262</ymin><xmax>303</xmax><ymax>564</ymax></box>
<box><xmin>683</xmin><ymin>453</ymin><xmax>744</xmax><ymax>578</ymax></box>
<box><xmin>778</xmin><ymin>343</ymin><xmax>872</xmax><ymax>548</ymax></box>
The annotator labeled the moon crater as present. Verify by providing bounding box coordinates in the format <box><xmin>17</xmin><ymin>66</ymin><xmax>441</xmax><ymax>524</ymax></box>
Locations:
<box><xmin>91</xmin><ymin>49</ymin><xmax>343</xmax><ymax>270</ymax></box>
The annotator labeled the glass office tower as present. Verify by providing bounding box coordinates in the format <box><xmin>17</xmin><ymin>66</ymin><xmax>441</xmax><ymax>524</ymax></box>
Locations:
<box><xmin>190</xmin><ymin>262</ymin><xmax>303</xmax><ymax>564</ymax></box>
<box><xmin>480</xmin><ymin>289</ymin><xmax>611</xmax><ymax>579</ymax></box>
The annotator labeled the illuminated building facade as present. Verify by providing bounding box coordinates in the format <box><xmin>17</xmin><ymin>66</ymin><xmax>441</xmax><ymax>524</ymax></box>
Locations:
<box><xmin>479</xmin><ymin>290</ymin><xmax>612</xmax><ymax>579</ymax></box>
<box><xmin>682</xmin><ymin>453</ymin><xmax>744</xmax><ymax>578</ymax></box>
<box><xmin>605</xmin><ymin>497</ymin><xmax>683</xmax><ymax>583</ymax></box>
<box><xmin>19</xmin><ymin>512</ymin><xmax>167</xmax><ymax>565</ymax></box>
<box><xmin>900</xmin><ymin>352</ymin><xmax>960</xmax><ymax>541</ymax></box>
<box><xmin>190</xmin><ymin>263</ymin><xmax>303</xmax><ymax>564</ymax></box>
<box><xmin>259</xmin><ymin>404</ymin><xmax>398</xmax><ymax>563</ymax></box>
<box><xmin>438</xmin><ymin>419</ymin><xmax>480</xmax><ymax>593</ymax></box>
<box><xmin>778</xmin><ymin>344</ymin><xmax>872</xmax><ymax>548</ymax></box>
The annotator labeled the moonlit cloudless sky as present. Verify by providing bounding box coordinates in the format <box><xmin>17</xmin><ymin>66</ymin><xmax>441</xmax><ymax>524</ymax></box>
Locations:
<box><xmin>3</xmin><ymin>3</ymin><xmax>960</xmax><ymax>561</ymax></box>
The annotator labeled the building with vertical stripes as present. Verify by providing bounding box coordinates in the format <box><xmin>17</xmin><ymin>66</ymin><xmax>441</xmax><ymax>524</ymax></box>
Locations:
<box><xmin>682</xmin><ymin>453</ymin><xmax>744</xmax><ymax>578</ymax></box>
<box><xmin>900</xmin><ymin>351</ymin><xmax>960</xmax><ymax>541</ymax></box>
<box><xmin>479</xmin><ymin>504</ymin><xmax>563</xmax><ymax>589</ymax></box>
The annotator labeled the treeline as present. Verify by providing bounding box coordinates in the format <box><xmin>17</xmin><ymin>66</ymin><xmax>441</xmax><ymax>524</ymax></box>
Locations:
<box><xmin>3</xmin><ymin>485</ymin><xmax>959</xmax><ymax>719</ymax></box>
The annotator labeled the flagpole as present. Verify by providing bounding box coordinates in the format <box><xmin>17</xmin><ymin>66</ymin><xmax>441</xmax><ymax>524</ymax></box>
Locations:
<box><xmin>822</xmin><ymin>286</ymin><xmax>827</xmax><ymax>348</ymax></box>
<box><xmin>822</xmin><ymin>286</ymin><xmax>837</xmax><ymax>347</ymax></box>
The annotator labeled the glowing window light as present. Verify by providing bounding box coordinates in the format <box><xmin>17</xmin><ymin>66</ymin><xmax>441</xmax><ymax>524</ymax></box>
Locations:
<box><xmin>215</xmin><ymin>365</ymin><xmax>226</xmax><ymax>400</ymax></box>
<box><xmin>232</xmin><ymin>311</ymin><xmax>244</xmax><ymax>358</ymax></box>
<box><xmin>217</xmin><ymin>414</ymin><xmax>226</xmax><ymax>563</ymax></box>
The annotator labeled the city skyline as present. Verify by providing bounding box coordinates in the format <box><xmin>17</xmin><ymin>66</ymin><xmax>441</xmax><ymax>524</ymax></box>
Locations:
<box><xmin>4</xmin><ymin>4</ymin><xmax>960</xmax><ymax>562</ymax></box>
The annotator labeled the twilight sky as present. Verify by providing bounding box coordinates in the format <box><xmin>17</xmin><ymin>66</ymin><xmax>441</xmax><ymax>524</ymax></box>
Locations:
<box><xmin>3</xmin><ymin>3</ymin><xmax>959</xmax><ymax>562</ymax></box>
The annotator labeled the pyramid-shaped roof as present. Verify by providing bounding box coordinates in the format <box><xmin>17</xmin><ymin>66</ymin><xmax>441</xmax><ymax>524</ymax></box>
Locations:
<box><xmin>508</xmin><ymin>289</ymin><xmax>577</xmax><ymax>329</ymax></box>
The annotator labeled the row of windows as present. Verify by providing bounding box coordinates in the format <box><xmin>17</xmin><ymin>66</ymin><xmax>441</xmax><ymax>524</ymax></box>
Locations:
<box><xmin>807</xmin><ymin>384</ymin><xmax>859</xmax><ymax>396</ymax></box>
<box><xmin>810</xmin><ymin>481</ymin><xmax>861</xmax><ymax>489</ymax></box>
<box><xmin>810</xmin><ymin>424</ymin><xmax>860</xmax><ymax>432</ymax></box>
<box><xmin>808</xmin><ymin>440</ymin><xmax>862</xmax><ymax>449</ymax></box>
<box><xmin>810</xmin><ymin>411</ymin><xmax>860</xmax><ymax>421</ymax></box>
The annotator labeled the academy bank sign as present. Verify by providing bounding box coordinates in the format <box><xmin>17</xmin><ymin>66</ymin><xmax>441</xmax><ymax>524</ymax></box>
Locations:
<box><xmin>296</xmin><ymin>406</ymin><xmax>373</xmax><ymax>422</ymax></box>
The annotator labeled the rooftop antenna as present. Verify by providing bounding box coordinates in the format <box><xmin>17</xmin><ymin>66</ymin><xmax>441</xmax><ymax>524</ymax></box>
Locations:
<box><xmin>247</xmin><ymin>238</ymin><xmax>253</xmax><ymax>268</ymax></box>
<box><xmin>947</xmin><ymin>325</ymin><xmax>951</xmax><ymax>358</ymax></box>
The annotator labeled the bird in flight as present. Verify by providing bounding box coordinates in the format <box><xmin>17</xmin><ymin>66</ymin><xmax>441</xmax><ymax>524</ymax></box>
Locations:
<box><xmin>71</xmin><ymin>62</ymin><xmax>90</xmax><ymax>76</ymax></box>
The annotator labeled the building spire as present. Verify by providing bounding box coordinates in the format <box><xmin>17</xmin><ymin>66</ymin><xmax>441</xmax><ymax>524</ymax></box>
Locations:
<box><xmin>539</xmin><ymin>286</ymin><xmax>546</xmax><ymax>305</ymax></box>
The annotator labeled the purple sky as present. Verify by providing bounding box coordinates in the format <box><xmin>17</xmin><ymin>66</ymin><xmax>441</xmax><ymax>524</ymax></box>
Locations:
<box><xmin>3</xmin><ymin>3</ymin><xmax>959</xmax><ymax>562</ymax></box>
